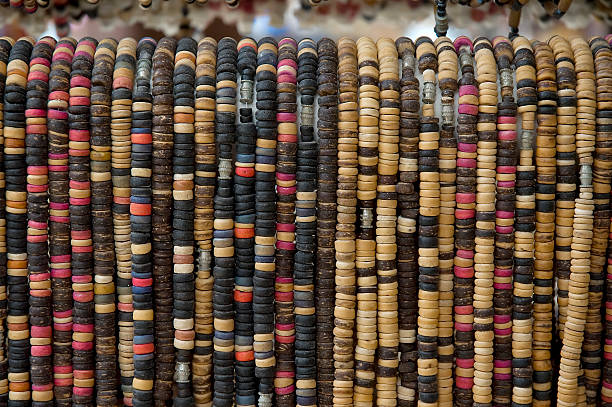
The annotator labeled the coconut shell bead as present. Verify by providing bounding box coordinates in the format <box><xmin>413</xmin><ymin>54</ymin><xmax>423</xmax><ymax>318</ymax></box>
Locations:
<box><xmin>130</xmin><ymin>36</ymin><xmax>155</xmax><ymax>407</ymax></box>
<box><xmin>532</xmin><ymin>40</ymin><xmax>557</xmax><ymax>407</ymax></box>
<box><xmin>434</xmin><ymin>36</ymin><xmax>457</xmax><ymax>407</ymax></box>
<box><xmin>295</xmin><ymin>37</ymin><xmax>317</xmax><ymax>407</ymax></box>
<box><xmin>151</xmin><ymin>37</ymin><xmax>176</xmax><ymax>404</ymax></box>
<box><xmin>511</xmin><ymin>35</ymin><xmax>537</xmax><ymax>407</ymax></box>
<box><xmin>396</xmin><ymin>37</ymin><xmax>419</xmax><ymax>407</ymax></box>
<box><xmin>316</xmin><ymin>37</ymin><xmax>337</xmax><ymax>407</ymax></box>
<box><xmin>253</xmin><ymin>37</ymin><xmax>277</xmax><ymax>407</ymax></box>
<box><xmin>47</xmin><ymin>37</ymin><xmax>74</xmax><ymax>407</ymax></box>
<box><xmin>4</xmin><ymin>35</ymin><xmax>34</xmax><ymax>406</ymax></box>
<box><xmin>452</xmin><ymin>35</ymin><xmax>477</xmax><ymax>407</ymax></box>
<box><xmin>26</xmin><ymin>36</ymin><xmax>55</xmax><ymax>407</ymax></box>
<box><xmin>334</xmin><ymin>36</ymin><xmax>357</xmax><ymax>407</ymax></box>
<box><xmin>415</xmin><ymin>36</ymin><xmax>440</xmax><ymax>407</ymax></box>
<box><xmin>353</xmin><ymin>36</ymin><xmax>377</xmax><ymax>407</ymax></box>
<box><xmin>193</xmin><ymin>36</ymin><xmax>216</xmax><ymax>407</ymax></box>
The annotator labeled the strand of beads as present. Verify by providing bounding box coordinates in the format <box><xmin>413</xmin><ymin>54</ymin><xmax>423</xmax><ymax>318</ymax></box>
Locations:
<box><xmin>334</xmin><ymin>36</ymin><xmax>357</xmax><ymax>407</ymax></box>
<box><xmin>130</xmin><ymin>36</ymin><xmax>156</xmax><ymax>407</ymax></box>
<box><xmin>591</xmin><ymin>36</ymin><xmax>612</xmax><ymax>406</ymax></box>
<box><xmin>151</xmin><ymin>37</ymin><xmax>176</xmax><ymax>404</ymax></box>
<box><xmin>0</xmin><ymin>36</ymin><xmax>11</xmax><ymax>407</ymax></box>
<box><xmin>172</xmin><ymin>37</ymin><xmax>197</xmax><ymax>406</ymax></box>
<box><xmin>112</xmin><ymin>37</ymin><xmax>137</xmax><ymax>406</ymax></box>
<box><xmin>434</xmin><ymin>36</ymin><xmax>457</xmax><ymax>407</ymax></box>
<box><xmin>4</xmin><ymin>36</ymin><xmax>34</xmax><ymax>406</ymax></box>
<box><xmin>90</xmin><ymin>38</ymin><xmax>118</xmax><ymax>406</ymax></box>
<box><xmin>212</xmin><ymin>36</ymin><xmax>237</xmax><ymax>407</ymax></box>
<box><xmin>453</xmin><ymin>36</ymin><xmax>477</xmax><ymax>407</ymax></box>
<box><xmin>294</xmin><ymin>37</ymin><xmax>317</xmax><ymax>407</ymax></box>
<box><xmin>353</xmin><ymin>36</ymin><xmax>377</xmax><ymax>407</ymax></box>
<box><xmin>472</xmin><ymin>37</ymin><xmax>497</xmax><ymax>407</ymax></box>
<box><xmin>532</xmin><ymin>40</ymin><xmax>556</xmax><ymax>407</ymax></box>
<box><xmin>234</xmin><ymin>37</ymin><xmax>257</xmax><ymax>407</ymax></box>
<box><xmin>570</xmin><ymin>37</ymin><xmax>598</xmax><ymax>407</ymax></box>
<box><xmin>315</xmin><ymin>37</ymin><xmax>337</xmax><ymax>407</ymax></box>
<box><xmin>193</xmin><ymin>36</ymin><xmax>216</xmax><ymax>407</ymax></box>
<box><xmin>26</xmin><ymin>36</ymin><xmax>55</xmax><ymax>407</ymax></box>
<box><xmin>274</xmin><ymin>37</ymin><xmax>298</xmax><ymax>407</ymax></box>
<box><xmin>68</xmin><ymin>36</ymin><xmax>97</xmax><ymax>405</ymax></box>
<box><xmin>415</xmin><ymin>36</ymin><xmax>440</xmax><ymax>407</ymax></box>
<box><xmin>47</xmin><ymin>37</ymin><xmax>75</xmax><ymax>407</ymax></box>
<box><xmin>511</xmin><ymin>35</ymin><xmax>537</xmax><ymax>407</ymax></box>
<box><xmin>375</xmin><ymin>36</ymin><xmax>400</xmax><ymax>407</ymax></box>
<box><xmin>491</xmin><ymin>36</ymin><xmax>517</xmax><ymax>407</ymax></box>
<box><xmin>395</xmin><ymin>37</ymin><xmax>420</xmax><ymax>407</ymax></box>
<box><xmin>253</xmin><ymin>37</ymin><xmax>277</xmax><ymax>407</ymax></box>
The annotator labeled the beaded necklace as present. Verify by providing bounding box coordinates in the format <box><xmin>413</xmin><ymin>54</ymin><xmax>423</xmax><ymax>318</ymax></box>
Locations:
<box><xmin>193</xmin><ymin>36</ymin><xmax>216</xmax><ymax>407</ymax></box>
<box><xmin>212</xmin><ymin>36</ymin><xmax>237</xmax><ymax>407</ymax></box>
<box><xmin>375</xmin><ymin>36</ymin><xmax>400</xmax><ymax>406</ymax></box>
<box><xmin>91</xmin><ymin>38</ymin><xmax>118</xmax><ymax>407</ymax></box>
<box><xmin>234</xmin><ymin>37</ymin><xmax>257</xmax><ymax>407</ymax></box>
<box><xmin>453</xmin><ymin>35</ymin><xmax>477</xmax><ymax>407</ymax></box>
<box><xmin>511</xmin><ymin>35</ymin><xmax>537</xmax><ymax>407</ymax></box>
<box><xmin>130</xmin><ymin>36</ymin><xmax>156</xmax><ymax>407</ymax></box>
<box><xmin>151</xmin><ymin>37</ymin><xmax>176</xmax><ymax>404</ymax></box>
<box><xmin>415</xmin><ymin>36</ymin><xmax>439</xmax><ymax>406</ymax></box>
<box><xmin>5</xmin><ymin>35</ymin><xmax>34</xmax><ymax>405</ymax></box>
<box><xmin>47</xmin><ymin>36</ymin><xmax>75</xmax><ymax>407</ymax></box>
<box><xmin>492</xmin><ymin>36</ymin><xmax>517</xmax><ymax>407</ymax></box>
<box><xmin>112</xmin><ymin>37</ymin><xmax>137</xmax><ymax>406</ymax></box>
<box><xmin>26</xmin><ymin>35</ymin><xmax>55</xmax><ymax>407</ymax></box>
<box><xmin>274</xmin><ymin>37</ymin><xmax>298</xmax><ymax>406</ymax></box>
<box><xmin>334</xmin><ymin>36</ymin><xmax>357</xmax><ymax>407</ymax></box>
<box><xmin>532</xmin><ymin>40</ymin><xmax>557</xmax><ymax>406</ymax></box>
<box><xmin>295</xmin><ymin>37</ymin><xmax>317</xmax><ymax>407</ymax></box>
<box><xmin>353</xmin><ymin>35</ymin><xmax>377</xmax><ymax>407</ymax></box>
<box><xmin>172</xmin><ymin>37</ymin><xmax>197</xmax><ymax>406</ymax></box>
<box><xmin>316</xmin><ymin>37</ymin><xmax>337</xmax><ymax>407</ymax></box>
<box><xmin>396</xmin><ymin>37</ymin><xmax>419</xmax><ymax>407</ymax></box>
<box><xmin>472</xmin><ymin>37</ymin><xmax>497</xmax><ymax>406</ymax></box>
<box><xmin>69</xmin><ymin>36</ymin><xmax>97</xmax><ymax>405</ymax></box>
<box><xmin>434</xmin><ymin>36</ymin><xmax>457</xmax><ymax>407</ymax></box>
<box><xmin>253</xmin><ymin>36</ymin><xmax>277</xmax><ymax>407</ymax></box>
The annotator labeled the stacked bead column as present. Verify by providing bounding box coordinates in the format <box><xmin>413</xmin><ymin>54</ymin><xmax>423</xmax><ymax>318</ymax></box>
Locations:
<box><xmin>172</xmin><ymin>37</ymin><xmax>197</xmax><ymax>406</ymax></box>
<box><xmin>90</xmin><ymin>38</ymin><xmax>118</xmax><ymax>407</ymax></box>
<box><xmin>511</xmin><ymin>35</ymin><xmax>537</xmax><ymax>407</ymax></box>
<box><xmin>130</xmin><ymin>36</ymin><xmax>156</xmax><ymax>407</ymax></box>
<box><xmin>68</xmin><ymin>36</ymin><xmax>97</xmax><ymax>406</ymax></box>
<box><xmin>274</xmin><ymin>37</ymin><xmax>298</xmax><ymax>406</ymax></box>
<box><xmin>151</xmin><ymin>37</ymin><xmax>176</xmax><ymax>405</ymax></box>
<box><xmin>253</xmin><ymin>37</ymin><xmax>277</xmax><ymax>407</ymax></box>
<box><xmin>294</xmin><ymin>37</ymin><xmax>317</xmax><ymax>407</ymax></box>
<box><xmin>315</xmin><ymin>37</ymin><xmax>337</xmax><ymax>407</ymax></box>
<box><xmin>492</xmin><ymin>36</ymin><xmax>517</xmax><ymax>407</ymax></box>
<box><xmin>111</xmin><ymin>38</ymin><xmax>137</xmax><ymax>406</ymax></box>
<box><xmin>353</xmin><ymin>36</ymin><xmax>377</xmax><ymax>407</ymax></box>
<box><xmin>472</xmin><ymin>37</ymin><xmax>497</xmax><ymax>407</ymax></box>
<box><xmin>47</xmin><ymin>37</ymin><xmax>74</xmax><ymax>407</ymax></box>
<box><xmin>396</xmin><ymin>37</ymin><xmax>420</xmax><ymax>407</ymax></box>
<box><xmin>212</xmin><ymin>36</ymin><xmax>237</xmax><ymax>407</ymax></box>
<box><xmin>434</xmin><ymin>36</ymin><xmax>457</xmax><ymax>407</ymax></box>
<box><xmin>193</xmin><ymin>36</ymin><xmax>216</xmax><ymax>407</ymax></box>
<box><xmin>532</xmin><ymin>40</ymin><xmax>556</xmax><ymax>407</ymax></box>
<box><xmin>375</xmin><ymin>37</ymin><xmax>400</xmax><ymax>407</ymax></box>
<box><xmin>234</xmin><ymin>37</ymin><xmax>257</xmax><ymax>407</ymax></box>
<box><xmin>453</xmin><ymin>36</ymin><xmax>477</xmax><ymax>407</ymax></box>
<box><xmin>334</xmin><ymin>36</ymin><xmax>357</xmax><ymax>407</ymax></box>
<box><xmin>26</xmin><ymin>36</ymin><xmax>55</xmax><ymax>407</ymax></box>
<box><xmin>415</xmin><ymin>36</ymin><xmax>439</xmax><ymax>407</ymax></box>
